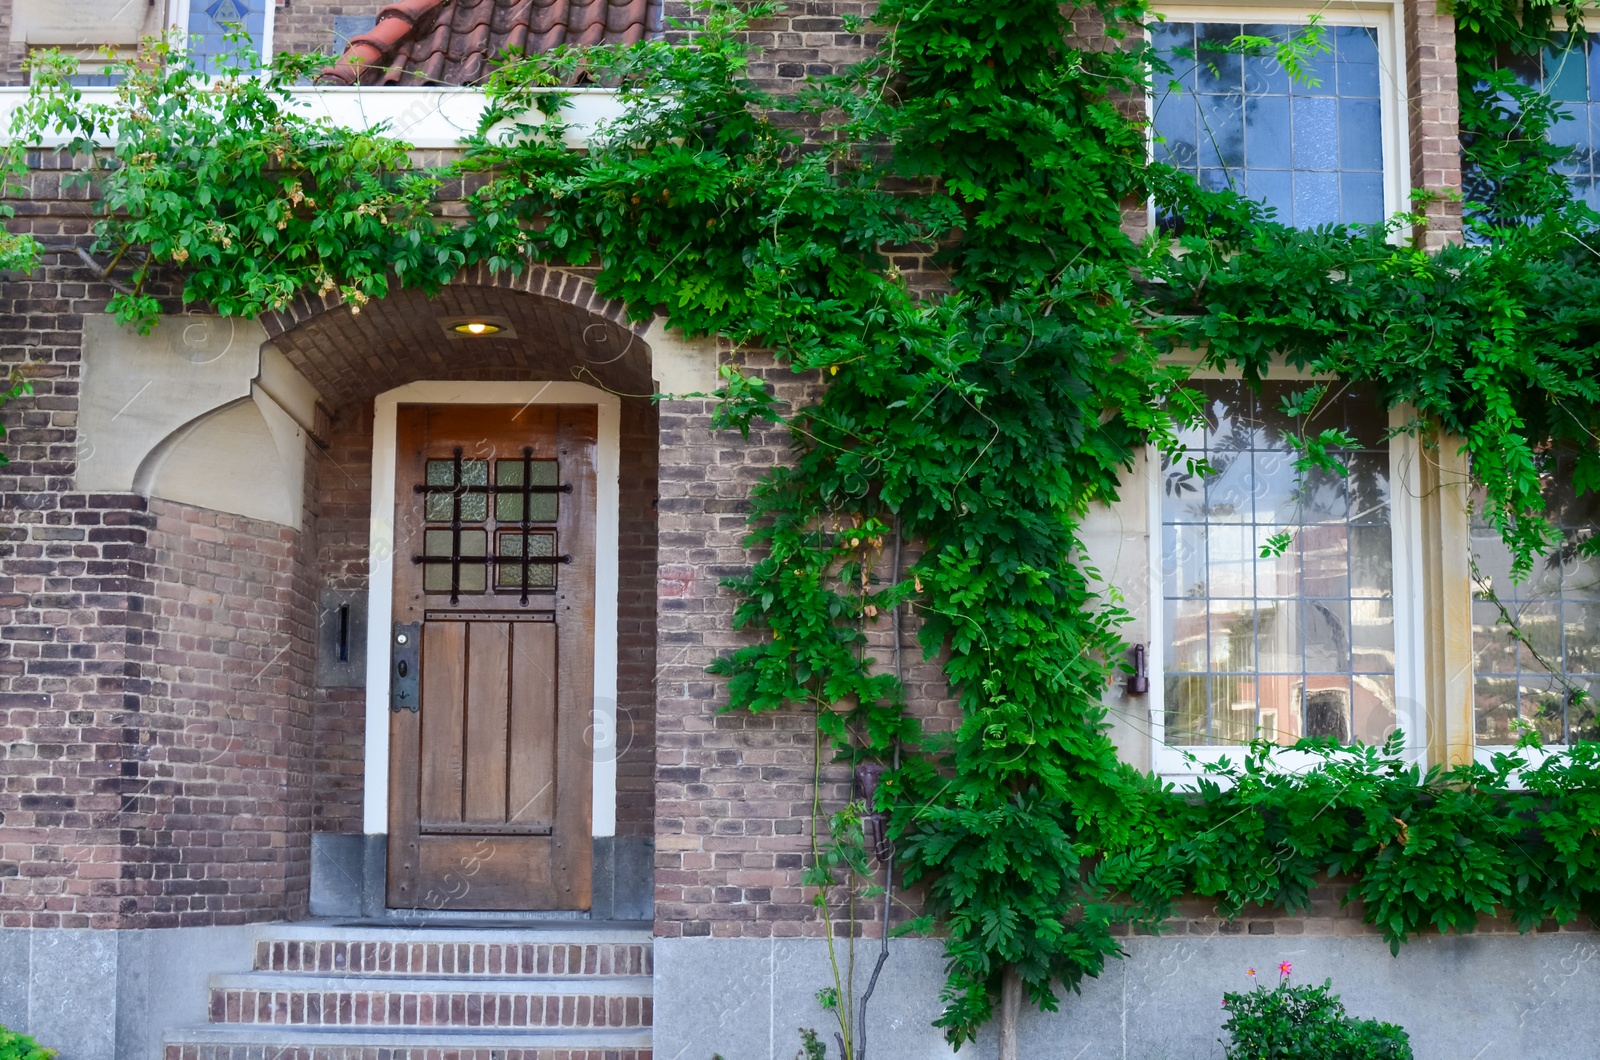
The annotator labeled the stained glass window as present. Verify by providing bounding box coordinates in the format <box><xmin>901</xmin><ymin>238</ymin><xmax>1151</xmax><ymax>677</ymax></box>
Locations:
<box><xmin>188</xmin><ymin>0</ymin><xmax>269</xmax><ymax>76</ymax></box>
<box><xmin>1471</xmin><ymin>450</ymin><xmax>1600</xmax><ymax>745</ymax></box>
<box><xmin>1160</xmin><ymin>381</ymin><xmax>1396</xmax><ymax>746</ymax></box>
<box><xmin>1150</xmin><ymin>22</ymin><xmax>1387</xmax><ymax>228</ymax></box>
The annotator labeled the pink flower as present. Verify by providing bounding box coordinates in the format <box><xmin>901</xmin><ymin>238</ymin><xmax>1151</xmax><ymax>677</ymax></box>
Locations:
<box><xmin>1246</xmin><ymin>968</ymin><xmax>1256</xmax><ymax>978</ymax></box>
<box><xmin>1279</xmin><ymin>961</ymin><xmax>1293</xmax><ymax>978</ymax></box>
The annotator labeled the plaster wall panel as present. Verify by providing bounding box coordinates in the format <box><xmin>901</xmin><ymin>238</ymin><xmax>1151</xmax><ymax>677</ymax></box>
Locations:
<box><xmin>76</xmin><ymin>314</ymin><xmax>266</xmax><ymax>492</ymax></box>
<box><xmin>135</xmin><ymin>386</ymin><xmax>307</xmax><ymax>528</ymax></box>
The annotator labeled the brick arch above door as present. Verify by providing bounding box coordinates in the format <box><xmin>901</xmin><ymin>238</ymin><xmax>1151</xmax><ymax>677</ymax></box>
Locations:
<box><xmin>260</xmin><ymin>264</ymin><xmax>718</xmax><ymax>413</ymax></box>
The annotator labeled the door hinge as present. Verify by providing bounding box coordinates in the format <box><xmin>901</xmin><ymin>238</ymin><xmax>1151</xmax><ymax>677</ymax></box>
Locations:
<box><xmin>391</xmin><ymin>621</ymin><xmax>421</xmax><ymax>712</ymax></box>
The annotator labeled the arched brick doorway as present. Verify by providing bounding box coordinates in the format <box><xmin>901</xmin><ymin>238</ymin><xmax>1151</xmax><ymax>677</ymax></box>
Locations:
<box><xmin>268</xmin><ymin>267</ymin><xmax>665</xmax><ymax>918</ymax></box>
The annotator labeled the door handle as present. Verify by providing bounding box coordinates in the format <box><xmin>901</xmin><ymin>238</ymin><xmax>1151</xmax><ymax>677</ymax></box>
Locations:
<box><xmin>391</xmin><ymin>621</ymin><xmax>421</xmax><ymax>712</ymax></box>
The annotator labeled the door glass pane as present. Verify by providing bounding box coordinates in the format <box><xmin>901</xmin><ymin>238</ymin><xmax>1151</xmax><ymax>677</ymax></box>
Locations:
<box><xmin>425</xmin><ymin>458</ymin><xmax>488</xmax><ymax>522</ymax></box>
<box><xmin>497</xmin><ymin>531</ymin><xmax>557</xmax><ymax>590</ymax></box>
<box><xmin>422</xmin><ymin>528</ymin><xmax>487</xmax><ymax>594</ymax></box>
<box><xmin>496</xmin><ymin>459</ymin><xmax>559</xmax><ymax>523</ymax></box>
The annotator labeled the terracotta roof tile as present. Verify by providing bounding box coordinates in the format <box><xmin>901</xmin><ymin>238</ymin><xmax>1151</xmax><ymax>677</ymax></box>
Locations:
<box><xmin>319</xmin><ymin>0</ymin><xmax>663</xmax><ymax>87</ymax></box>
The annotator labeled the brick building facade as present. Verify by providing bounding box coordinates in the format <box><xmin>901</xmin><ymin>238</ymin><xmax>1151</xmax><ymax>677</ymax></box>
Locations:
<box><xmin>0</xmin><ymin>1</ymin><xmax>1595</xmax><ymax>1059</ymax></box>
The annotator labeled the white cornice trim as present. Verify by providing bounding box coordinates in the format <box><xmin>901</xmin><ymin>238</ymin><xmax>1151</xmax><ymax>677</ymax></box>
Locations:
<box><xmin>0</xmin><ymin>85</ymin><xmax>625</xmax><ymax>150</ymax></box>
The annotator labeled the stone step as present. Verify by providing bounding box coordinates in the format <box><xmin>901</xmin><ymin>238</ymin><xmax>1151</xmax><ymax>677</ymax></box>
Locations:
<box><xmin>254</xmin><ymin>937</ymin><xmax>652</xmax><ymax>979</ymax></box>
<box><xmin>164</xmin><ymin>1024</ymin><xmax>652</xmax><ymax>1060</ymax></box>
<box><xmin>209</xmin><ymin>973</ymin><xmax>652</xmax><ymax>1030</ymax></box>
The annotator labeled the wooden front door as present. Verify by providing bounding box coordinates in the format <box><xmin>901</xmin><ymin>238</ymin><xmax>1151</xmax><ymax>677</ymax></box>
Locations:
<box><xmin>387</xmin><ymin>404</ymin><xmax>595</xmax><ymax>910</ymax></box>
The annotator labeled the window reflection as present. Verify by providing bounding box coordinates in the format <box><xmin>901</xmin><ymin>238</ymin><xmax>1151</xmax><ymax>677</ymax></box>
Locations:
<box><xmin>1471</xmin><ymin>447</ymin><xmax>1600</xmax><ymax>744</ymax></box>
<box><xmin>1151</xmin><ymin>22</ymin><xmax>1387</xmax><ymax>228</ymax></box>
<box><xmin>1161</xmin><ymin>381</ymin><xmax>1396</xmax><ymax>746</ymax></box>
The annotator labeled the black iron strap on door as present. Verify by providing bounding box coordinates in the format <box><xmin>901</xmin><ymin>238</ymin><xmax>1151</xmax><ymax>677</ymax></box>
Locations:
<box><xmin>412</xmin><ymin>446</ymin><xmax>572</xmax><ymax>605</ymax></box>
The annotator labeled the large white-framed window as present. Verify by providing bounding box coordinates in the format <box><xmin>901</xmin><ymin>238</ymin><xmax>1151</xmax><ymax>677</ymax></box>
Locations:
<box><xmin>1147</xmin><ymin>368</ymin><xmax>1426</xmax><ymax>777</ymax></box>
<box><xmin>1470</xmin><ymin>451</ymin><xmax>1600</xmax><ymax>754</ymax></box>
<box><xmin>1146</xmin><ymin>1</ymin><xmax>1409</xmax><ymax>231</ymax></box>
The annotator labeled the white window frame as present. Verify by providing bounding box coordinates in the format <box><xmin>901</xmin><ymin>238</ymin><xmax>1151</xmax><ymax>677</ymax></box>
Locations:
<box><xmin>1146</xmin><ymin>361</ymin><xmax>1428</xmax><ymax>780</ymax></box>
<box><xmin>1145</xmin><ymin>0</ymin><xmax>1411</xmax><ymax>234</ymax></box>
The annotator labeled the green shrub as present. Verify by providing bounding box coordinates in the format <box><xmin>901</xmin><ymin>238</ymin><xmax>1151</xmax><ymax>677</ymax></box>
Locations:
<box><xmin>0</xmin><ymin>1027</ymin><xmax>53</xmax><ymax>1060</ymax></box>
<box><xmin>1221</xmin><ymin>965</ymin><xmax>1412</xmax><ymax>1060</ymax></box>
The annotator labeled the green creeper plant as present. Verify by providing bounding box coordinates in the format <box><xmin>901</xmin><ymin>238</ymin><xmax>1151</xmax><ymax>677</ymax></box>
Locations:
<box><xmin>0</xmin><ymin>1027</ymin><xmax>53</xmax><ymax>1060</ymax></box>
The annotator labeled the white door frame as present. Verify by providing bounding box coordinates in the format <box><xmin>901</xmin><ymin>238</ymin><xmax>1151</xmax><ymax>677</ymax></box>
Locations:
<box><xmin>361</xmin><ymin>381</ymin><xmax>622</xmax><ymax>839</ymax></box>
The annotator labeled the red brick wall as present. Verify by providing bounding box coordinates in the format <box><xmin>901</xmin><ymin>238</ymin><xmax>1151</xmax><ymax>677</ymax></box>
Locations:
<box><xmin>653</xmin><ymin>358</ymin><xmax>843</xmax><ymax>940</ymax></box>
<box><xmin>616</xmin><ymin>398</ymin><xmax>658</xmax><ymax>839</ymax></box>
<box><xmin>131</xmin><ymin>498</ymin><xmax>317</xmax><ymax>926</ymax></box>
<box><xmin>1406</xmin><ymin>0</ymin><xmax>1464</xmax><ymax>248</ymax></box>
<box><xmin>309</xmin><ymin>404</ymin><xmax>373</xmax><ymax>836</ymax></box>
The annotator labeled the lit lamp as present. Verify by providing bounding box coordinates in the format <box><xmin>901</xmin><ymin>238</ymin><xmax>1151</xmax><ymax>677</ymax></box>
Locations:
<box><xmin>440</xmin><ymin>316</ymin><xmax>515</xmax><ymax>340</ymax></box>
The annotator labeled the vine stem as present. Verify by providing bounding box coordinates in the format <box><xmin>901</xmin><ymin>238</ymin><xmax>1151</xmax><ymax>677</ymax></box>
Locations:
<box><xmin>854</xmin><ymin>518</ymin><xmax>904</xmax><ymax>1060</ymax></box>
<box><xmin>998</xmin><ymin>966</ymin><xmax>1021</xmax><ymax>1060</ymax></box>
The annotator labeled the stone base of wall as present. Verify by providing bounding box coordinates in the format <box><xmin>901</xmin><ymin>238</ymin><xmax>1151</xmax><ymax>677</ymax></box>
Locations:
<box><xmin>0</xmin><ymin>924</ymin><xmax>259</xmax><ymax>1060</ymax></box>
<box><xmin>655</xmin><ymin>933</ymin><xmax>1600</xmax><ymax>1060</ymax></box>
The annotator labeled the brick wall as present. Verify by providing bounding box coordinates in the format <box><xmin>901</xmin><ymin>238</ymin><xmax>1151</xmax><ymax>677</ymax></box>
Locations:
<box><xmin>272</xmin><ymin>0</ymin><xmax>385</xmax><ymax>62</ymax></box>
<box><xmin>616</xmin><ymin>397</ymin><xmax>658</xmax><ymax>839</ymax></box>
<box><xmin>309</xmin><ymin>404</ymin><xmax>372</xmax><ymax>836</ymax></box>
<box><xmin>654</xmin><ymin>358</ymin><xmax>838</xmax><ymax>940</ymax></box>
<box><xmin>1406</xmin><ymin>0</ymin><xmax>1464</xmax><ymax>248</ymax></box>
<box><xmin>131</xmin><ymin>497</ymin><xmax>317</xmax><ymax>926</ymax></box>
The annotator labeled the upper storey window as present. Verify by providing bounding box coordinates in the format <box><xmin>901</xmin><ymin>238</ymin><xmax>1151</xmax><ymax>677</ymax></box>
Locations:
<box><xmin>1149</xmin><ymin>12</ymin><xmax>1400</xmax><ymax>229</ymax></box>
<box><xmin>186</xmin><ymin>0</ymin><xmax>273</xmax><ymax>75</ymax></box>
<box><xmin>13</xmin><ymin>0</ymin><xmax>273</xmax><ymax>84</ymax></box>
<box><xmin>1505</xmin><ymin>35</ymin><xmax>1600</xmax><ymax>211</ymax></box>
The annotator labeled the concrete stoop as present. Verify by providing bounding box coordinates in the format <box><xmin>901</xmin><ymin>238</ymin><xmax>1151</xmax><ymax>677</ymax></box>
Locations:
<box><xmin>161</xmin><ymin>924</ymin><xmax>654</xmax><ymax>1060</ymax></box>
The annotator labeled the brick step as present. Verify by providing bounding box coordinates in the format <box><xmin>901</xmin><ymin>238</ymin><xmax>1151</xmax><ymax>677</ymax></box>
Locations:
<box><xmin>164</xmin><ymin>1024</ymin><xmax>652</xmax><ymax>1060</ymax></box>
<box><xmin>209</xmin><ymin>973</ymin><xmax>652</xmax><ymax>1030</ymax></box>
<box><xmin>255</xmin><ymin>937</ymin><xmax>652</xmax><ymax>979</ymax></box>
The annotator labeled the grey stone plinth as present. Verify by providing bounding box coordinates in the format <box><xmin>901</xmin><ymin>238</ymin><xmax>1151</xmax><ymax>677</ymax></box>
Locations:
<box><xmin>655</xmin><ymin>932</ymin><xmax>1600</xmax><ymax>1060</ymax></box>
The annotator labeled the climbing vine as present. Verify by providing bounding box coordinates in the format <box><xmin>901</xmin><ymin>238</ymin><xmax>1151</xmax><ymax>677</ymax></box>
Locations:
<box><xmin>10</xmin><ymin>0</ymin><xmax>1600</xmax><ymax>1051</ymax></box>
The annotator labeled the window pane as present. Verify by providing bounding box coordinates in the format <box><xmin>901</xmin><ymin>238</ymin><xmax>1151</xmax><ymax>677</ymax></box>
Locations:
<box><xmin>1160</xmin><ymin>380</ymin><xmax>1394</xmax><ymax>748</ymax></box>
<box><xmin>1352</xmin><ymin>674</ymin><xmax>1397</xmax><ymax>743</ymax></box>
<box><xmin>1152</xmin><ymin>19</ymin><xmax>1387</xmax><ymax>228</ymax></box>
<box><xmin>1472</xmin><ymin>35</ymin><xmax>1600</xmax><ymax>217</ymax></box>
<box><xmin>1165</xmin><ymin>674</ymin><xmax>1210</xmax><ymax>745</ymax></box>
<box><xmin>1471</xmin><ymin>449</ymin><xmax>1600</xmax><ymax>743</ymax></box>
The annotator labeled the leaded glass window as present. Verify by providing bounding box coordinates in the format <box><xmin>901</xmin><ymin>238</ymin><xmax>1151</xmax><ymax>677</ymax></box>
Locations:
<box><xmin>1482</xmin><ymin>35</ymin><xmax>1600</xmax><ymax>211</ymax></box>
<box><xmin>1150</xmin><ymin>21</ymin><xmax>1387</xmax><ymax>228</ymax></box>
<box><xmin>1160</xmin><ymin>381</ymin><xmax>1397</xmax><ymax>746</ymax></box>
<box><xmin>1471</xmin><ymin>450</ymin><xmax>1600</xmax><ymax>745</ymax></box>
<box><xmin>416</xmin><ymin>450</ymin><xmax>564</xmax><ymax>603</ymax></box>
